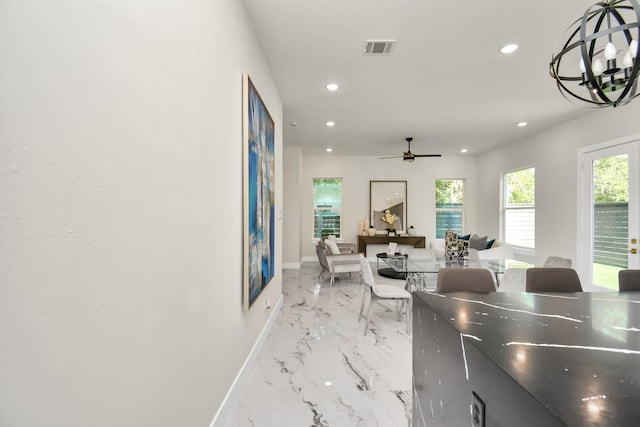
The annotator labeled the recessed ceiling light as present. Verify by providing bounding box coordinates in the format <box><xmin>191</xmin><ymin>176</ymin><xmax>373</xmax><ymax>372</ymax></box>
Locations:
<box><xmin>326</xmin><ymin>148</ymin><xmax>333</xmax><ymax>152</ymax></box>
<box><xmin>326</xmin><ymin>83</ymin><xmax>339</xmax><ymax>91</ymax></box>
<box><xmin>500</xmin><ymin>43</ymin><xmax>519</xmax><ymax>54</ymax></box>
<box><xmin>326</xmin><ymin>121</ymin><xmax>335</xmax><ymax>127</ymax></box>
<box><xmin>517</xmin><ymin>121</ymin><xmax>528</xmax><ymax>127</ymax></box>
<box><xmin>460</xmin><ymin>148</ymin><xmax>469</xmax><ymax>153</ymax></box>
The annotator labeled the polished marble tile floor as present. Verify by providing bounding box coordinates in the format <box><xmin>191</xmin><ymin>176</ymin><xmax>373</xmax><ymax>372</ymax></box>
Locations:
<box><xmin>224</xmin><ymin>262</ymin><xmax>412</xmax><ymax>426</ymax></box>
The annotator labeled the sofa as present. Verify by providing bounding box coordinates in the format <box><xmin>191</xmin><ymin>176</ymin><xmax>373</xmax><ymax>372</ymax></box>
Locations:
<box><xmin>430</xmin><ymin>237</ymin><xmax>514</xmax><ymax>260</ymax></box>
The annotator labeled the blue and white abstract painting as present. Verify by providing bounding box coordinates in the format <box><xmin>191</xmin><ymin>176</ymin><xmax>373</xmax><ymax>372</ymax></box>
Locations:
<box><xmin>244</xmin><ymin>75</ymin><xmax>275</xmax><ymax>310</ymax></box>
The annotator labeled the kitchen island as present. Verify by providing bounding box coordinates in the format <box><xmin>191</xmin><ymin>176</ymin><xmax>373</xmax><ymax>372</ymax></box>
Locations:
<box><xmin>413</xmin><ymin>291</ymin><xmax>640</xmax><ymax>426</ymax></box>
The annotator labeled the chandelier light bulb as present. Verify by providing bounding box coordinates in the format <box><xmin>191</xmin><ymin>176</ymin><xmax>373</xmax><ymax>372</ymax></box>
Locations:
<box><xmin>579</xmin><ymin>57</ymin><xmax>587</xmax><ymax>73</ymax></box>
<box><xmin>604</xmin><ymin>42</ymin><xmax>617</xmax><ymax>60</ymax></box>
<box><xmin>630</xmin><ymin>39</ymin><xmax>638</xmax><ymax>58</ymax></box>
<box><xmin>593</xmin><ymin>59</ymin><xmax>604</xmax><ymax>76</ymax></box>
<box><xmin>624</xmin><ymin>51</ymin><xmax>634</xmax><ymax>68</ymax></box>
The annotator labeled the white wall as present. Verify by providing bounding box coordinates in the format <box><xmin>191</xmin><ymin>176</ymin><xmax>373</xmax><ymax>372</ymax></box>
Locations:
<box><xmin>283</xmin><ymin>146</ymin><xmax>302</xmax><ymax>268</ymax></box>
<box><xmin>0</xmin><ymin>1</ymin><xmax>282</xmax><ymax>425</ymax></box>
<box><xmin>477</xmin><ymin>103</ymin><xmax>640</xmax><ymax>269</ymax></box>
<box><xmin>282</xmin><ymin>154</ymin><xmax>478</xmax><ymax>263</ymax></box>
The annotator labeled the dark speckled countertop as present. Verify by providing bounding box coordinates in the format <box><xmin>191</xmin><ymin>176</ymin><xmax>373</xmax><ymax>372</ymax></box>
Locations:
<box><xmin>414</xmin><ymin>291</ymin><xmax>640</xmax><ymax>426</ymax></box>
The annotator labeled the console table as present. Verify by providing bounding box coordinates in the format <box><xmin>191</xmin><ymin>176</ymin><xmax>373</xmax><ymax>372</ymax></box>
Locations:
<box><xmin>356</xmin><ymin>235</ymin><xmax>425</xmax><ymax>254</ymax></box>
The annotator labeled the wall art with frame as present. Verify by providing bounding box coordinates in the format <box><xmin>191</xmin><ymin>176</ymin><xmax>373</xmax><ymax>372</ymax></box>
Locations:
<box><xmin>370</xmin><ymin>180</ymin><xmax>407</xmax><ymax>234</ymax></box>
<box><xmin>243</xmin><ymin>74</ymin><xmax>275</xmax><ymax>310</ymax></box>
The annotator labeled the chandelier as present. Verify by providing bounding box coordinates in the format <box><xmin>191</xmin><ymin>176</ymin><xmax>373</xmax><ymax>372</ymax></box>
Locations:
<box><xmin>550</xmin><ymin>0</ymin><xmax>640</xmax><ymax>107</ymax></box>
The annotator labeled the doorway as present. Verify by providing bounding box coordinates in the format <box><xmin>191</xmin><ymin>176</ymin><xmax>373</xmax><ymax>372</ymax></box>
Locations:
<box><xmin>579</xmin><ymin>136</ymin><xmax>640</xmax><ymax>290</ymax></box>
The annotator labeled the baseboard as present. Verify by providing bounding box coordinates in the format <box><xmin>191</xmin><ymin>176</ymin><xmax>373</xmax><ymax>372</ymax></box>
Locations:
<box><xmin>282</xmin><ymin>262</ymin><xmax>300</xmax><ymax>269</ymax></box>
<box><xmin>209</xmin><ymin>293</ymin><xmax>284</xmax><ymax>427</ymax></box>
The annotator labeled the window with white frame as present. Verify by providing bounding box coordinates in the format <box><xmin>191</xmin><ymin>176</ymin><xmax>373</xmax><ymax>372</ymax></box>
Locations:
<box><xmin>313</xmin><ymin>178</ymin><xmax>342</xmax><ymax>238</ymax></box>
<box><xmin>503</xmin><ymin>167</ymin><xmax>535</xmax><ymax>248</ymax></box>
<box><xmin>435</xmin><ymin>179</ymin><xmax>465</xmax><ymax>238</ymax></box>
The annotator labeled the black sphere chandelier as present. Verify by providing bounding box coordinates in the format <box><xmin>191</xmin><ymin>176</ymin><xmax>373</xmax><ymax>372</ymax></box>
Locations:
<box><xmin>550</xmin><ymin>0</ymin><xmax>640</xmax><ymax>107</ymax></box>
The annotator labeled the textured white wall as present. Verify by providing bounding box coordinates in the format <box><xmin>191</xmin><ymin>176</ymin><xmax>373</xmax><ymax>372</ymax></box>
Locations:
<box><xmin>477</xmin><ymin>104</ymin><xmax>640</xmax><ymax>269</ymax></box>
<box><xmin>0</xmin><ymin>1</ymin><xmax>282</xmax><ymax>425</ymax></box>
<box><xmin>283</xmin><ymin>154</ymin><xmax>478</xmax><ymax>262</ymax></box>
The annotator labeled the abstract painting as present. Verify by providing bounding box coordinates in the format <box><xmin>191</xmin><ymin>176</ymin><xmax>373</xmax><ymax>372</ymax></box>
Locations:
<box><xmin>243</xmin><ymin>74</ymin><xmax>275</xmax><ymax>310</ymax></box>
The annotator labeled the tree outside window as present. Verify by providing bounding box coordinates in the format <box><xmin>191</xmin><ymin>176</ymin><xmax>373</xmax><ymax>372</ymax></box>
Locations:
<box><xmin>435</xmin><ymin>179</ymin><xmax>464</xmax><ymax>238</ymax></box>
<box><xmin>313</xmin><ymin>178</ymin><xmax>342</xmax><ymax>238</ymax></box>
<box><xmin>503</xmin><ymin>168</ymin><xmax>535</xmax><ymax>248</ymax></box>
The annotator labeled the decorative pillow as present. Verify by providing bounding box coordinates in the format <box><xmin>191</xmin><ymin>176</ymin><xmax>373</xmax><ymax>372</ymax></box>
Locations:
<box><xmin>458</xmin><ymin>234</ymin><xmax>471</xmax><ymax>240</ymax></box>
<box><xmin>469</xmin><ymin>234</ymin><xmax>488</xmax><ymax>251</ymax></box>
<box><xmin>327</xmin><ymin>234</ymin><xmax>337</xmax><ymax>242</ymax></box>
<box><xmin>325</xmin><ymin>239</ymin><xmax>341</xmax><ymax>255</ymax></box>
<box><xmin>485</xmin><ymin>239</ymin><xmax>495</xmax><ymax>249</ymax></box>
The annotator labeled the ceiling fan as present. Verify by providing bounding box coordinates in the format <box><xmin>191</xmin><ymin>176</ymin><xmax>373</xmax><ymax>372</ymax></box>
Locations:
<box><xmin>380</xmin><ymin>137</ymin><xmax>441</xmax><ymax>162</ymax></box>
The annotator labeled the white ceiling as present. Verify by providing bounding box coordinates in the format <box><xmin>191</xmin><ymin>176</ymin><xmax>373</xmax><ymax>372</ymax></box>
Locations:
<box><xmin>242</xmin><ymin>0</ymin><xmax>598</xmax><ymax>157</ymax></box>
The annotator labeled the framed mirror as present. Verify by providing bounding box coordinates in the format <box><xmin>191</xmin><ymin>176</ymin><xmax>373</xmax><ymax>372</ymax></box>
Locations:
<box><xmin>370</xmin><ymin>180</ymin><xmax>407</xmax><ymax>234</ymax></box>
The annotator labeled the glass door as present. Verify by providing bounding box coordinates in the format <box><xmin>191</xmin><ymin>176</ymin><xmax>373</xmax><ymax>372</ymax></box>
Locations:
<box><xmin>580</xmin><ymin>138</ymin><xmax>639</xmax><ymax>290</ymax></box>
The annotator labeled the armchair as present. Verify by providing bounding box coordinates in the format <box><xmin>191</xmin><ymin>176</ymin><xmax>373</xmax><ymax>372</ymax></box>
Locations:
<box><xmin>316</xmin><ymin>239</ymin><xmax>362</xmax><ymax>286</ymax></box>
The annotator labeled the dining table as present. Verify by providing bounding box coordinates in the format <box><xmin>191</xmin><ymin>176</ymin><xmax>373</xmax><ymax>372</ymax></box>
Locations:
<box><xmin>379</xmin><ymin>254</ymin><xmax>532</xmax><ymax>291</ymax></box>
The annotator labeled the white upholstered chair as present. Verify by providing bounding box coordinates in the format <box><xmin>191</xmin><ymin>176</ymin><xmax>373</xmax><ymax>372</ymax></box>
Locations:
<box><xmin>543</xmin><ymin>256</ymin><xmax>572</xmax><ymax>268</ymax></box>
<box><xmin>359</xmin><ymin>257</ymin><xmax>412</xmax><ymax>335</ymax></box>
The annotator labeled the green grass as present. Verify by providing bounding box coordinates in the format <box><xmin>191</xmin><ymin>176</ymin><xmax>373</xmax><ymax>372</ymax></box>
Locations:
<box><xmin>593</xmin><ymin>263</ymin><xmax>622</xmax><ymax>290</ymax></box>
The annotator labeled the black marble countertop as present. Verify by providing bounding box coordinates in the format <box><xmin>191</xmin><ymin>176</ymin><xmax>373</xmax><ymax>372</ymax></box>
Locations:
<box><xmin>414</xmin><ymin>291</ymin><xmax>640</xmax><ymax>426</ymax></box>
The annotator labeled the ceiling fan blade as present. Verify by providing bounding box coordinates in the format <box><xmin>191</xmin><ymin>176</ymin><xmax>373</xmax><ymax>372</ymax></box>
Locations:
<box><xmin>413</xmin><ymin>154</ymin><xmax>442</xmax><ymax>158</ymax></box>
<box><xmin>379</xmin><ymin>155</ymin><xmax>403</xmax><ymax>159</ymax></box>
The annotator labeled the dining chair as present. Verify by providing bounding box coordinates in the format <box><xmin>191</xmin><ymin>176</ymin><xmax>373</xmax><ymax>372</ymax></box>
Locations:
<box><xmin>436</xmin><ymin>268</ymin><xmax>496</xmax><ymax>293</ymax></box>
<box><xmin>618</xmin><ymin>269</ymin><xmax>640</xmax><ymax>291</ymax></box>
<box><xmin>525</xmin><ymin>268</ymin><xmax>582</xmax><ymax>292</ymax></box>
<box><xmin>358</xmin><ymin>257</ymin><xmax>412</xmax><ymax>336</ymax></box>
<box><xmin>543</xmin><ymin>256</ymin><xmax>572</xmax><ymax>268</ymax></box>
<box><xmin>406</xmin><ymin>248</ymin><xmax>436</xmax><ymax>291</ymax></box>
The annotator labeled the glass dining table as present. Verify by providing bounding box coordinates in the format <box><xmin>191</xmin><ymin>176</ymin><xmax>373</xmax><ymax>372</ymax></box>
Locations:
<box><xmin>378</xmin><ymin>254</ymin><xmax>531</xmax><ymax>291</ymax></box>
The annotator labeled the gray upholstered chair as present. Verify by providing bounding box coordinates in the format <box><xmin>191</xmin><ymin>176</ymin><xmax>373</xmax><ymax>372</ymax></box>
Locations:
<box><xmin>436</xmin><ymin>268</ymin><xmax>496</xmax><ymax>293</ymax></box>
<box><xmin>543</xmin><ymin>256</ymin><xmax>572</xmax><ymax>268</ymax></box>
<box><xmin>526</xmin><ymin>267</ymin><xmax>582</xmax><ymax>292</ymax></box>
<box><xmin>315</xmin><ymin>240</ymin><xmax>362</xmax><ymax>286</ymax></box>
<box><xmin>618</xmin><ymin>269</ymin><xmax>640</xmax><ymax>292</ymax></box>
<box><xmin>359</xmin><ymin>257</ymin><xmax>412</xmax><ymax>335</ymax></box>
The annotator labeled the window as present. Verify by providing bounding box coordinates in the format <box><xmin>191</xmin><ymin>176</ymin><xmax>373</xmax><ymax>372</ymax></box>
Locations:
<box><xmin>503</xmin><ymin>167</ymin><xmax>535</xmax><ymax>248</ymax></box>
<box><xmin>435</xmin><ymin>179</ymin><xmax>465</xmax><ymax>238</ymax></box>
<box><xmin>313</xmin><ymin>178</ymin><xmax>342</xmax><ymax>238</ymax></box>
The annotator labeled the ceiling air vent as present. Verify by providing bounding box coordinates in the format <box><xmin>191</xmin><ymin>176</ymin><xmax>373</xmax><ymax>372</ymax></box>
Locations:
<box><xmin>364</xmin><ymin>40</ymin><xmax>395</xmax><ymax>55</ymax></box>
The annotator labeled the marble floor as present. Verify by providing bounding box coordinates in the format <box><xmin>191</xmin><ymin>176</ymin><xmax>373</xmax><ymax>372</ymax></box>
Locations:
<box><xmin>224</xmin><ymin>262</ymin><xmax>413</xmax><ymax>427</ymax></box>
